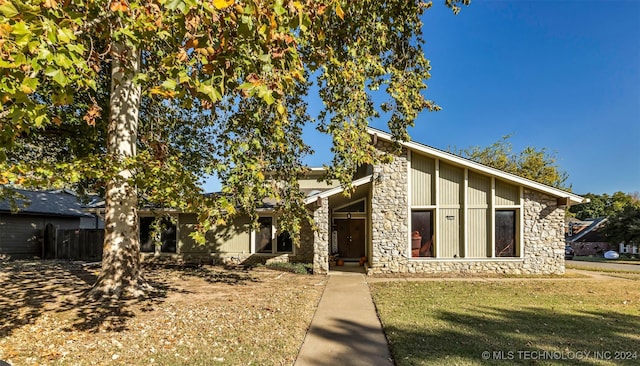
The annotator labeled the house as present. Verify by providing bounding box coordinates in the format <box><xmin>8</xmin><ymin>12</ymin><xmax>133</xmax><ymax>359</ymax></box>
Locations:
<box><xmin>0</xmin><ymin>188</ymin><xmax>103</xmax><ymax>259</ymax></box>
<box><xmin>566</xmin><ymin>218</ymin><xmax>612</xmax><ymax>256</ymax></box>
<box><xmin>150</xmin><ymin>128</ymin><xmax>585</xmax><ymax>275</ymax></box>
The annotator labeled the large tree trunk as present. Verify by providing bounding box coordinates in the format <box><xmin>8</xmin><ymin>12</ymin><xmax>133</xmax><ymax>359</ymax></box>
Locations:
<box><xmin>88</xmin><ymin>42</ymin><xmax>150</xmax><ymax>298</ymax></box>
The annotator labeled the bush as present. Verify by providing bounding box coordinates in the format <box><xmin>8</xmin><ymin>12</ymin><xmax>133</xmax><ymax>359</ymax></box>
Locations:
<box><xmin>265</xmin><ymin>262</ymin><xmax>313</xmax><ymax>275</ymax></box>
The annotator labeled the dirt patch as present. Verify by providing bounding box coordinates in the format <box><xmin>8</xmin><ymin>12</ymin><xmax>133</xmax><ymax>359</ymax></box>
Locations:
<box><xmin>0</xmin><ymin>261</ymin><xmax>325</xmax><ymax>365</ymax></box>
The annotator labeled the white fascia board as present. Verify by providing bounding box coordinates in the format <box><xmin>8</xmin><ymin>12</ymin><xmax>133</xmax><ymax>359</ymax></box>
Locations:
<box><xmin>304</xmin><ymin>175</ymin><xmax>373</xmax><ymax>205</ymax></box>
<box><xmin>368</xmin><ymin>128</ymin><xmax>585</xmax><ymax>205</ymax></box>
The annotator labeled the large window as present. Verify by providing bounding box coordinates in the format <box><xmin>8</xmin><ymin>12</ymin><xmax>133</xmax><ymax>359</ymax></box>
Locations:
<box><xmin>411</xmin><ymin>210</ymin><xmax>434</xmax><ymax>258</ymax></box>
<box><xmin>495</xmin><ymin>210</ymin><xmax>516</xmax><ymax>257</ymax></box>
<box><xmin>139</xmin><ymin>217</ymin><xmax>176</xmax><ymax>253</ymax></box>
<box><xmin>255</xmin><ymin>217</ymin><xmax>293</xmax><ymax>254</ymax></box>
<box><xmin>256</xmin><ymin>217</ymin><xmax>273</xmax><ymax>253</ymax></box>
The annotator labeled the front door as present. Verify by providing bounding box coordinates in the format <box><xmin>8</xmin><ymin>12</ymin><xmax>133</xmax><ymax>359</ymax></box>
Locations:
<box><xmin>334</xmin><ymin>219</ymin><xmax>366</xmax><ymax>259</ymax></box>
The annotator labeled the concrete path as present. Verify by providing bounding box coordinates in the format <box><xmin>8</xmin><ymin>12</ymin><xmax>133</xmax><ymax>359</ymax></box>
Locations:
<box><xmin>294</xmin><ymin>267</ymin><xmax>393</xmax><ymax>366</ymax></box>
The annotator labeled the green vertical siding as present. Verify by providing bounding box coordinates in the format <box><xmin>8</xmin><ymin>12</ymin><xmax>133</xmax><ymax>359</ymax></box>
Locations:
<box><xmin>179</xmin><ymin>213</ymin><xmax>251</xmax><ymax>254</ymax></box>
<box><xmin>411</xmin><ymin>154</ymin><xmax>435</xmax><ymax>206</ymax></box>
<box><xmin>467</xmin><ymin>208</ymin><xmax>489</xmax><ymax>258</ymax></box>
<box><xmin>468</xmin><ymin>172</ymin><xmax>490</xmax><ymax>206</ymax></box>
<box><xmin>438</xmin><ymin>208</ymin><xmax>461</xmax><ymax>257</ymax></box>
<box><xmin>495</xmin><ymin>180</ymin><xmax>519</xmax><ymax>206</ymax></box>
<box><xmin>438</xmin><ymin>163</ymin><xmax>463</xmax><ymax>206</ymax></box>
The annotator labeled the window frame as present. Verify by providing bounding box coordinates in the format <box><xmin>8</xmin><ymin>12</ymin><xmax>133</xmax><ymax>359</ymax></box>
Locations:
<box><xmin>494</xmin><ymin>209</ymin><xmax>519</xmax><ymax>258</ymax></box>
<box><xmin>410</xmin><ymin>209</ymin><xmax>435</xmax><ymax>258</ymax></box>
<box><xmin>251</xmin><ymin>215</ymin><xmax>294</xmax><ymax>255</ymax></box>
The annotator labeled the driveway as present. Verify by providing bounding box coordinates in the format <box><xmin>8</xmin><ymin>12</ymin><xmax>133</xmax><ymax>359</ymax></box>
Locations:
<box><xmin>567</xmin><ymin>260</ymin><xmax>640</xmax><ymax>272</ymax></box>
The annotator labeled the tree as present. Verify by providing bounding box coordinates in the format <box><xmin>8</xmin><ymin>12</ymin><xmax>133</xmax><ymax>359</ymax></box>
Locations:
<box><xmin>602</xmin><ymin>201</ymin><xmax>640</xmax><ymax>247</ymax></box>
<box><xmin>569</xmin><ymin>191</ymin><xmax>639</xmax><ymax>220</ymax></box>
<box><xmin>1</xmin><ymin>0</ymin><xmax>470</xmax><ymax>298</ymax></box>
<box><xmin>455</xmin><ymin>135</ymin><xmax>569</xmax><ymax>189</ymax></box>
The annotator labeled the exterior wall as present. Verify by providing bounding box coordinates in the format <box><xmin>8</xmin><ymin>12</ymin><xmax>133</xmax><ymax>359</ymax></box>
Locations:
<box><xmin>0</xmin><ymin>214</ymin><xmax>80</xmax><ymax>258</ymax></box>
<box><xmin>310</xmin><ymin>198</ymin><xmax>329</xmax><ymax>274</ymax></box>
<box><xmin>370</xmin><ymin>141</ymin><xmax>409</xmax><ymax>273</ymax></box>
<box><xmin>367</xmin><ymin>142</ymin><xmax>566</xmax><ymax>275</ymax></box>
<box><xmin>175</xmin><ymin>212</ymin><xmax>316</xmax><ymax>266</ymax></box>
<box><xmin>572</xmin><ymin>242</ymin><xmax>612</xmax><ymax>256</ymax></box>
<box><xmin>520</xmin><ymin>189</ymin><xmax>565</xmax><ymax>274</ymax></box>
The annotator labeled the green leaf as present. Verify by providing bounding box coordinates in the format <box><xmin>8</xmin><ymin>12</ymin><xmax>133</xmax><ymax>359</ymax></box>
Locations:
<box><xmin>11</xmin><ymin>22</ymin><xmax>32</xmax><ymax>47</ymax></box>
<box><xmin>45</xmin><ymin>67</ymin><xmax>68</xmax><ymax>86</ymax></box>
<box><xmin>0</xmin><ymin>2</ymin><xmax>19</xmax><ymax>18</ymax></box>
<box><xmin>57</xmin><ymin>28</ymin><xmax>76</xmax><ymax>44</ymax></box>
<box><xmin>161</xmin><ymin>79</ymin><xmax>177</xmax><ymax>90</ymax></box>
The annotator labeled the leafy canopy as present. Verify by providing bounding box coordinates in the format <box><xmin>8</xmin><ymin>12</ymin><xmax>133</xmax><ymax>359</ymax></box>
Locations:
<box><xmin>454</xmin><ymin>135</ymin><xmax>569</xmax><ymax>189</ymax></box>
<box><xmin>1</xmin><ymin>0</ymin><xmax>470</xmax><ymax>239</ymax></box>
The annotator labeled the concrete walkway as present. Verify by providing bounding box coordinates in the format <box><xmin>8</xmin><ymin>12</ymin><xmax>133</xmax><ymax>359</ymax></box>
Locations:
<box><xmin>294</xmin><ymin>266</ymin><xmax>393</xmax><ymax>366</ymax></box>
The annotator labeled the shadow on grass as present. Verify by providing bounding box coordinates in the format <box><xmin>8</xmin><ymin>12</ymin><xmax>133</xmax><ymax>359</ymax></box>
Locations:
<box><xmin>383</xmin><ymin>306</ymin><xmax>640</xmax><ymax>365</ymax></box>
<box><xmin>0</xmin><ymin>261</ymin><xmax>261</xmax><ymax>337</ymax></box>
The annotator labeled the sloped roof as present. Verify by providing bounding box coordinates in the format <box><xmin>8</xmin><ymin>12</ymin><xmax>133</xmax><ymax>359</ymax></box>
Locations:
<box><xmin>0</xmin><ymin>188</ymin><xmax>94</xmax><ymax>218</ymax></box>
<box><xmin>368</xmin><ymin>128</ymin><xmax>585</xmax><ymax>205</ymax></box>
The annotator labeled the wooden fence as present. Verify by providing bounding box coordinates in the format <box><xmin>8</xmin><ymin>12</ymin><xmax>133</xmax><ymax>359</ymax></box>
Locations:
<box><xmin>53</xmin><ymin>229</ymin><xmax>103</xmax><ymax>261</ymax></box>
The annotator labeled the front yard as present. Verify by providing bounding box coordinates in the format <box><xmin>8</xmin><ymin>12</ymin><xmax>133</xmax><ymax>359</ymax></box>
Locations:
<box><xmin>371</xmin><ymin>276</ymin><xmax>640</xmax><ymax>365</ymax></box>
<box><xmin>0</xmin><ymin>261</ymin><xmax>325</xmax><ymax>365</ymax></box>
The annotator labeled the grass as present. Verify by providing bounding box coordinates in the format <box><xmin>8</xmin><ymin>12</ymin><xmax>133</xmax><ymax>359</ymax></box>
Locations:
<box><xmin>371</xmin><ymin>277</ymin><xmax>640</xmax><ymax>365</ymax></box>
<box><xmin>572</xmin><ymin>256</ymin><xmax>640</xmax><ymax>265</ymax></box>
<box><xmin>0</xmin><ymin>261</ymin><xmax>325</xmax><ymax>365</ymax></box>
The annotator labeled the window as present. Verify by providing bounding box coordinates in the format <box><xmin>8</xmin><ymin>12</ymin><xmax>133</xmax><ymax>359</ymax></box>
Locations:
<box><xmin>411</xmin><ymin>210</ymin><xmax>434</xmax><ymax>258</ymax></box>
<box><xmin>256</xmin><ymin>217</ymin><xmax>273</xmax><ymax>253</ymax></box>
<box><xmin>255</xmin><ymin>216</ymin><xmax>293</xmax><ymax>254</ymax></box>
<box><xmin>139</xmin><ymin>217</ymin><xmax>176</xmax><ymax>253</ymax></box>
<box><xmin>495</xmin><ymin>210</ymin><xmax>516</xmax><ymax>257</ymax></box>
<box><xmin>277</xmin><ymin>231</ymin><xmax>293</xmax><ymax>252</ymax></box>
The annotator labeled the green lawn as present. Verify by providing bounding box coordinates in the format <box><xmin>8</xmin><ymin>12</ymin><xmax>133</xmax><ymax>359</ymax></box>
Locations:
<box><xmin>573</xmin><ymin>256</ymin><xmax>640</xmax><ymax>265</ymax></box>
<box><xmin>371</xmin><ymin>278</ymin><xmax>640</xmax><ymax>365</ymax></box>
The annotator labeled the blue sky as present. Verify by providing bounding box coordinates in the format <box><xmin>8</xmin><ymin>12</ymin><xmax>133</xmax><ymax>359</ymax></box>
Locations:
<box><xmin>208</xmin><ymin>1</ymin><xmax>640</xmax><ymax>195</ymax></box>
<box><xmin>304</xmin><ymin>0</ymin><xmax>640</xmax><ymax>195</ymax></box>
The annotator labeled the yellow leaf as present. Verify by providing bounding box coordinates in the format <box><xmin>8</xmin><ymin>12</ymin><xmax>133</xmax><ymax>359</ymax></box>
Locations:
<box><xmin>213</xmin><ymin>0</ymin><xmax>234</xmax><ymax>10</ymax></box>
<box><xmin>335</xmin><ymin>1</ymin><xmax>344</xmax><ymax>20</ymax></box>
<box><xmin>43</xmin><ymin>0</ymin><xmax>57</xmax><ymax>9</ymax></box>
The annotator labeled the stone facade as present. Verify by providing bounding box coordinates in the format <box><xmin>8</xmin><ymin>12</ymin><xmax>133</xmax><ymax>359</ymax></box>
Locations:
<box><xmin>308</xmin><ymin>198</ymin><xmax>329</xmax><ymax>274</ymax></box>
<box><xmin>364</xmin><ymin>141</ymin><xmax>567</xmax><ymax>275</ymax></box>
<box><xmin>521</xmin><ymin>189</ymin><xmax>566</xmax><ymax>274</ymax></box>
<box><xmin>369</xmin><ymin>141</ymin><xmax>409</xmax><ymax>273</ymax></box>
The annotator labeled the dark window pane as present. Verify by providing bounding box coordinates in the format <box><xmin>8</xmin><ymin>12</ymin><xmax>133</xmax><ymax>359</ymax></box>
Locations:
<box><xmin>139</xmin><ymin>217</ymin><xmax>176</xmax><ymax>253</ymax></box>
<box><xmin>277</xmin><ymin>231</ymin><xmax>293</xmax><ymax>253</ymax></box>
<box><xmin>411</xmin><ymin>211</ymin><xmax>433</xmax><ymax>257</ymax></box>
<box><xmin>495</xmin><ymin>210</ymin><xmax>516</xmax><ymax>257</ymax></box>
<box><xmin>256</xmin><ymin>217</ymin><xmax>273</xmax><ymax>253</ymax></box>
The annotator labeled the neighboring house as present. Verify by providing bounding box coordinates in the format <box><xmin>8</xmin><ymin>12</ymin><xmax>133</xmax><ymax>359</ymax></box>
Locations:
<box><xmin>146</xmin><ymin>128</ymin><xmax>585</xmax><ymax>275</ymax></box>
<box><xmin>565</xmin><ymin>218</ymin><xmax>612</xmax><ymax>256</ymax></box>
<box><xmin>0</xmin><ymin>188</ymin><xmax>103</xmax><ymax>259</ymax></box>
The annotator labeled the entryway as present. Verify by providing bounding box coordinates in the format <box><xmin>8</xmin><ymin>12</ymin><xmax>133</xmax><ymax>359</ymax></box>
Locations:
<box><xmin>334</xmin><ymin>218</ymin><xmax>366</xmax><ymax>260</ymax></box>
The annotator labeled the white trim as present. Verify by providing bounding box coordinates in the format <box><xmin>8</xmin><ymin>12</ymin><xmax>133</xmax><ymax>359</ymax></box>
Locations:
<box><xmin>367</xmin><ymin>128</ymin><xmax>585</xmax><ymax>205</ymax></box>
<box><xmin>490</xmin><ymin>177</ymin><xmax>496</xmax><ymax>258</ymax></box>
<box><xmin>303</xmin><ymin>175</ymin><xmax>373</xmax><ymax>204</ymax></box>
<box><xmin>434</xmin><ymin>159</ymin><xmax>440</xmax><ymax>258</ymax></box>
<box><xmin>463</xmin><ymin>168</ymin><xmax>469</xmax><ymax>258</ymax></box>
<box><xmin>407</xmin><ymin>149</ymin><xmax>412</xmax><ymax>258</ymax></box>
<box><xmin>251</xmin><ymin>215</ymin><xmax>295</xmax><ymax>255</ymax></box>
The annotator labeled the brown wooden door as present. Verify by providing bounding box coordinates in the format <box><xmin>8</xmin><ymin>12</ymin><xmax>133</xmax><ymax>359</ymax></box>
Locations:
<box><xmin>334</xmin><ymin>219</ymin><xmax>366</xmax><ymax>258</ymax></box>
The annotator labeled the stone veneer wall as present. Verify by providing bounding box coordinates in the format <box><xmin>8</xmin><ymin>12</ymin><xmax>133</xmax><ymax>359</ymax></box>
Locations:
<box><xmin>304</xmin><ymin>198</ymin><xmax>329</xmax><ymax>274</ymax></box>
<box><xmin>369</xmin><ymin>141</ymin><xmax>409</xmax><ymax>273</ymax></box>
<box><xmin>367</xmin><ymin>141</ymin><xmax>566</xmax><ymax>275</ymax></box>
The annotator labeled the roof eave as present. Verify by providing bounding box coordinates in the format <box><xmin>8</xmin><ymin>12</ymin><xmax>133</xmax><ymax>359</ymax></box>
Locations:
<box><xmin>367</xmin><ymin>127</ymin><xmax>585</xmax><ymax>205</ymax></box>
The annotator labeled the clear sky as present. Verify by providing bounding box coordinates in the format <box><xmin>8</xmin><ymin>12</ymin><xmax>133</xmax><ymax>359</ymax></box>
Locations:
<box><xmin>301</xmin><ymin>0</ymin><xmax>640</xmax><ymax>195</ymax></box>
<box><xmin>206</xmin><ymin>1</ymin><xmax>640</xmax><ymax>195</ymax></box>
